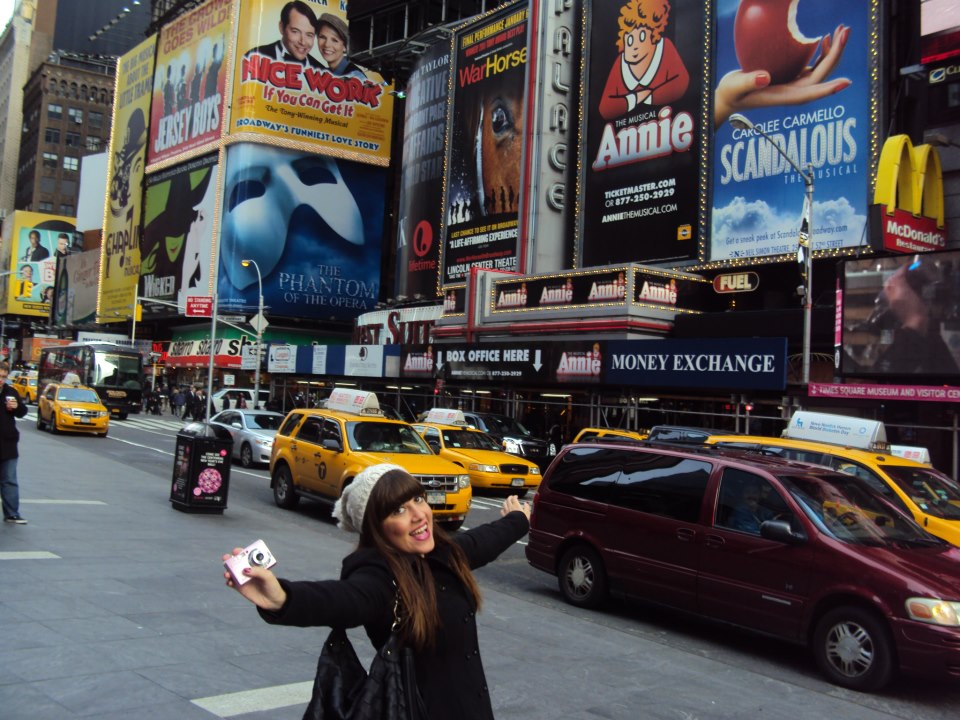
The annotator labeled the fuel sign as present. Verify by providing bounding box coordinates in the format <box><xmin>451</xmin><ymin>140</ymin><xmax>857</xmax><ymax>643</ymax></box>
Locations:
<box><xmin>713</xmin><ymin>272</ymin><xmax>759</xmax><ymax>293</ymax></box>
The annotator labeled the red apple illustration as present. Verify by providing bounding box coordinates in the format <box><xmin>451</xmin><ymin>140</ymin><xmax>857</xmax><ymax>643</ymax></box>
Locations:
<box><xmin>734</xmin><ymin>0</ymin><xmax>822</xmax><ymax>85</ymax></box>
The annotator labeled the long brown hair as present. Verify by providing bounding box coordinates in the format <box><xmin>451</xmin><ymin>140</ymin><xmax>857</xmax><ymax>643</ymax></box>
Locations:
<box><xmin>359</xmin><ymin>468</ymin><xmax>482</xmax><ymax>651</ymax></box>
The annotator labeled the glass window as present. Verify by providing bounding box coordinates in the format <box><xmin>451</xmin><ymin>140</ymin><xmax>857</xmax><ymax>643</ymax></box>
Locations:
<box><xmin>296</xmin><ymin>417</ymin><xmax>323</xmax><ymax>444</ymax></box>
<box><xmin>882</xmin><ymin>465</ymin><xmax>960</xmax><ymax>520</ymax></box>
<box><xmin>42</xmin><ymin>152</ymin><xmax>58</xmax><ymax>169</ymax></box>
<box><xmin>59</xmin><ymin>204</ymin><xmax>74</xmax><ymax>216</ymax></box>
<box><xmin>248</xmin><ymin>413</ymin><xmax>283</xmax><ymax>431</ymax></box>
<box><xmin>44</xmin><ymin>128</ymin><xmax>60</xmax><ymax>143</ymax></box>
<box><xmin>278</xmin><ymin>413</ymin><xmax>302</xmax><ymax>437</ymax></box>
<box><xmin>38</xmin><ymin>201</ymin><xmax>54</xmax><ymax>212</ymax></box>
<box><xmin>48</xmin><ymin>103</ymin><xmax>62</xmax><ymax>120</ymax></box>
<box><xmin>65</xmin><ymin>131</ymin><xmax>81</xmax><ymax>147</ymax></box>
<box><xmin>85</xmin><ymin>136</ymin><xmax>102</xmax><ymax>151</ymax></box>
<box><xmin>63</xmin><ymin>156</ymin><xmax>78</xmax><ymax>172</ymax></box>
<box><xmin>88</xmin><ymin>111</ymin><xmax>103</xmax><ymax>129</ymax></box>
<box><xmin>67</xmin><ymin>107</ymin><xmax>83</xmax><ymax>125</ymax></box>
<box><xmin>715</xmin><ymin>468</ymin><xmax>791</xmax><ymax>534</ymax></box>
<box><xmin>615</xmin><ymin>454</ymin><xmax>711</xmax><ymax>522</ymax></box>
<box><xmin>544</xmin><ymin>446</ymin><xmax>624</xmax><ymax>502</ymax></box>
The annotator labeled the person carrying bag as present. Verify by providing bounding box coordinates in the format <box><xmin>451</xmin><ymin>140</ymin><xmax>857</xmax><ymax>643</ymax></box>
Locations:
<box><xmin>223</xmin><ymin>463</ymin><xmax>531</xmax><ymax>720</ymax></box>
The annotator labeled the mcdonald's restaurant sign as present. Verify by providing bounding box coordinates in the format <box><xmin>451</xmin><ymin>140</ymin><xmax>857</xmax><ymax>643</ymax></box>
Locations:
<box><xmin>870</xmin><ymin>134</ymin><xmax>947</xmax><ymax>253</ymax></box>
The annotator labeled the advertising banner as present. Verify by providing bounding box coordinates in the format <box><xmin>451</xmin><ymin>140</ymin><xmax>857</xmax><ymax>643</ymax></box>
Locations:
<box><xmin>229</xmin><ymin>0</ymin><xmax>393</xmax><ymax>165</ymax></box>
<box><xmin>580</xmin><ymin>0</ymin><xmax>709</xmax><ymax>266</ymax></box>
<box><xmin>394</xmin><ymin>41</ymin><xmax>451</xmax><ymax>298</ymax></box>
<box><xmin>99</xmin><ymin>34</ymin><xmax>157</xmax><ymax>322</ymax></box>
<box><xmin>141</xmin><ymin>154</ymin><xmax>219</xmax><ymax>310</ymax></box>
<box><xmin>148</xmin><ymin>0</ymin><xmax>231</xmax><ymax>166</ymax></box>
<box><xmin>53</xmin><ymin>249</ymin><xmax>101</xmax><ymax>326</ymax></box>
<box><xmin>4</xmin><ymin>212</ymin><xmax>77</xmax><ymax>317</ymax></box>
<box><xmin>215</xmin><ymin>142</ymin><xmax>387</xmax><ymax>322</ymax></box>
<box><xmin>441</xmin><ymin>3</ymin><xmax>529</xmax><ymax>285</ymax></box>
<box><xmin>490</xmin><ymin>269</ymin><xmax>629</xmax><ymax>314</ymax></box>
<box><xmin>810</xmin><ymin>382</ymin><xmax>960</xmax><ymax>403</ymax></box>
<box><xmin>710</xmin><ymin>0</ymin><xmax>873</xmax><ymax>262</ymax></box>
<box><xmin>268</xmin><ymin>343</ymin><xmax>297</xmax><ymax>372</ymax></box>
<box><xmin>841</xmin><ymin>251</ymin><xmax>960</xmax><ymax>377</ymax></box>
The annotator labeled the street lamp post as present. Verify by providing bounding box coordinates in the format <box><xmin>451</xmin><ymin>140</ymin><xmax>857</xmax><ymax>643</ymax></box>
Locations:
<box><xmin>728</xmin><ymin>113</ymin><xmax>815</xmax><ymax>386</ymax></box>
<box><xmin>240</xmin><ymin>259</ymin><xmax>263</xmax><ymax>409</ymax></box>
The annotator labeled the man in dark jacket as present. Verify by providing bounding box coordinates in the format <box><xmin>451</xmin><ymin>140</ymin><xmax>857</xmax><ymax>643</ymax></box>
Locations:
<box><xmin>0</xmin><ymin>362</ymin><xmax>29</xmax><ymax>523</ymax></box>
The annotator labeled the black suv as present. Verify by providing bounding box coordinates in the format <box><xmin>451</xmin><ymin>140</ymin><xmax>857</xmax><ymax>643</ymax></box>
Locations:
<box><xmin>459</xmin><ymin>411</ymin><xmax>551</xmax><ymax>471</ymax></box>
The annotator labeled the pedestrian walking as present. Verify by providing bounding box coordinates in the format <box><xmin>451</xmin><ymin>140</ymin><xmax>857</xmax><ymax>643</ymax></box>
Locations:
<box><xmin>172</xmin><ymin>387</ymin><xmax>185</xmax><ymax>417</ymax></box>
<box><xmin>223</xmin><ymin>463</ymin><xmax>531</xmax><ymax>720</ymax></box>
<box><xmin>0</xmin><ymin>361</ymin><xmax>29</xmax><ymax>524</ymax></box>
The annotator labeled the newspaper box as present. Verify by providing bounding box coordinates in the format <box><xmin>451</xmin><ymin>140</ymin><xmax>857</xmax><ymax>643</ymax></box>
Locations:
<box><xmin>171</xmin><ymin>422</ymin><xmax>233</xmax><ymax>513</ymax></box>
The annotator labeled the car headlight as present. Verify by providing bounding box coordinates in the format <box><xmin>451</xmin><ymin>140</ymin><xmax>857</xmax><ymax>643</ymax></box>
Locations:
<box><xmin>530</xmin><ymin>466</ymin><xmax>540</xmax><ymax>475</ymax></box>
<box><xmin>62</xmin><ymin>407</ymin><xmax>75</xmax><ymax>417</ymax></box>
<box><xmin>905</xmin><ymin>598</ymin><xmax>960</xmax><ymax>626</ymax></box>
<box><xmin>255</xmin><ymin>437</ymin><xmax>273</xmax><ymax>447</ymax></box>
<box><xmin>457</xmin><ymin>474</ymin><xmax>470</xmax><ymax>489</ymax></box>
<box><xmin>99</xmin><ymin>411</ymin><xmax>110</xmax><ymax>418</ymax></box>
<box><xmin>502</xmin><ymin>438</ymin><xmax>521</xmax><ymax>454</ymax></box>
<box><xmin>469</xmin><ymin>463</ymin><xmax>498</xmax><ymax>473</ymax></box>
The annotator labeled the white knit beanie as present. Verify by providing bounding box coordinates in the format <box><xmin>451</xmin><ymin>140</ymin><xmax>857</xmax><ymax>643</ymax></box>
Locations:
<box><xmin>332</xmin><ymin>463</ymin><xmax>405</xmax><ymax>533</ymax></box>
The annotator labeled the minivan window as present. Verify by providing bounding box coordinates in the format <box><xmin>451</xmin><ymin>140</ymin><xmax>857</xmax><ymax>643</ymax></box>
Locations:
<box><xmin>545</xmin><ymin>447</ymin><xmax>623</xmax><ymax>502</ymax></box>
<box><xmin>614</xmin><ymin>454</ymin><xmax>711</xmax><ymax>522</ymax></box>
<box><xmin>780</xmin><ymin>473</ymin><xmax>940</xmax><ymax>546</ymax></box>
<box><xmin>716</xmin><ymin>468</ymin><xmax>792</xmax><ymax>533</ymax></box>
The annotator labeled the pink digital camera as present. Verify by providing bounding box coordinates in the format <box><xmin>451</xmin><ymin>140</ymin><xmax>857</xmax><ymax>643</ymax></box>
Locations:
<box><xmin>224</xmin><ymin>539</ymin><xmax>277</xmax><ymax>586</ymax></box>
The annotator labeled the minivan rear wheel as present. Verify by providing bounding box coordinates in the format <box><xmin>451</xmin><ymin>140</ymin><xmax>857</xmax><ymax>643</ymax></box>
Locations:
<box><xmin>813</xmin><ymin>606</ymin><xmax>894</xmax><ymax>691</ymax></box>
<box><xmin>558</xmin><ymin>545</ymin><xmax>607</xmax><ymax>609</ymax></box>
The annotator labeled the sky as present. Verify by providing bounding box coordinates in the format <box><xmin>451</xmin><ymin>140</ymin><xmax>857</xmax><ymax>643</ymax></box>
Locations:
<box><xmin>0</xmin><ymin>1</ymin><xmax>13</xmax><ymax>32</ymax></box>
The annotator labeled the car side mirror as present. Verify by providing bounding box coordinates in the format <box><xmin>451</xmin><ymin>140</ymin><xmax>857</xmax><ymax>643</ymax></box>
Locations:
<box><xmin>428</xmin><ymin>440</ymin><xmax>441</xmax><ymax>453</ymax></box>
<box><xmin>322</xmin><ymin>438</ymin><xmax>342</xmax><ymax>452</ymax></box>
<box><xmin>760</xmin><ymin>519</ymin><xmax>806</xmax><ymax>545</ymax></box>
<box><xmin>231</xmin><ymin>422</ymin><xmax>242</xmax><ymax>429</ymax></box>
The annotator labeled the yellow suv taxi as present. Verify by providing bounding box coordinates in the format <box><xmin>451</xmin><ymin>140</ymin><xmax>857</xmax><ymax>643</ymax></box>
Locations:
<box><xmin>36</xmin><ymin>382</ymin><xmax>110</xmax><ymax>436</ymax></box>
<box><xmin>572</xmin><ymin>427</ymin><xmax>648</xmax><ymax>443</ymax></box>
<box><xmin>413</xmin><ymin>409</ymin><xmax>541</xmax><ymax>496</ymax></box>
<box><xmin>12</xmin><ymin>371</ymin><xmax>38</xmax><ymax>404</ymax></box>
<box><xmin>270</xmin><ymin>390</ymin><xmax>472</xmax><ymax>529</ymax></box>
<box><xmin>706</xmin><ymin>411</ymin><xmax>960</xmax><ymax>546</ymax></box>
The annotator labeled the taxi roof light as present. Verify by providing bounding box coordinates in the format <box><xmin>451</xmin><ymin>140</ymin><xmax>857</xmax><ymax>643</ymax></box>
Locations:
<box><xmin>424</xmin><ymin>408</ymin><xmax>468</xmax><ymax>426</ymax></box>
<box><xmin>325</xmin><ymin>389</ymin><xmax>383</xmax><ymax>416</ymax></box>
<box><xmin>782</xmin><ymin>411</ymin><xmax>888</xmax><ymax>453</ymax></box>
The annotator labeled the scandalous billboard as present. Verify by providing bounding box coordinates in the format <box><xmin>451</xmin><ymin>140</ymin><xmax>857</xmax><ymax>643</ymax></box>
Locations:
<box><xmin>394</xmin><ymin>41</ymin><xmax>451</xmax><ymax>298</ymax></box>
<box><xmin>441</xmin><ymin>3</ymin><xmax>529</xmax><ymax>286</ymax></box>
<box><xmin>141</xmin><ymin>154</ymin><xmax>219</xmax><ymax>310</ymax></box>
<box><xmin>99</xmin><ymin>34</ymin><xmax>157</xmax><ymax>322</ymax></box>
<box><xmin>4</xmin><ymin>212</ymin><xmax>77</xmax><ymax>317</ymax></box>
<box><xmin>215</xmin><ymin>142</ymin><xmax>387</xmax><ymax>321</ymax></box>
<box><xmin>148</xmin><ymin>0</ymin><xmax>231</xmax><ymax>166</ymax></box>
<box><xmin>710</xmin><ymin>0</ymin><xmax>873</xmax><ymax>262</ymax></box>
<box><xmin>842</xmin><ymin>251</ymin><xmax>960</xmax><ymax>377</ymax></box>
<box><xmin>579</xmin><ymin>0</ymin><xmax>709</xmax><ymax>266</ymax></box>
<box><xmin>53</xmin><ymin>249</ymin><xmax>101</xmax><ymax>326</ymax></box>
<box><xmin>229</xmin><ymin>0</ymin><xmax>393</xmax><ymax>165</ymax></box>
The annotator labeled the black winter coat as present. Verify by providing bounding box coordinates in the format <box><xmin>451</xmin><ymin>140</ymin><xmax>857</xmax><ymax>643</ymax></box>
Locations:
<box><xmin>259</xmin><ymin>511</ymin><xmax>529</xmax><ymax>720</ymax></box>
<box><xmin>0</xmin><ymin>384</ymin><xmax>27</xmax><ymax>460</ymax></box>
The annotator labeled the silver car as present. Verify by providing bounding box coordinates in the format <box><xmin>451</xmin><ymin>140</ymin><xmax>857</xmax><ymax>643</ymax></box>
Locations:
<box><xmin>209</xmin><ymin>409</ymin><xmax>285</xmax><ymax>467</ymax></box>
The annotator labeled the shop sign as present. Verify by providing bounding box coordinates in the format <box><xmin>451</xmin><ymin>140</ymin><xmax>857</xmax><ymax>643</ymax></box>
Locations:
<box><xmin>713</xmin><ymin>272</ymin><xmax>759</xmax><ymax>293</ymax></box>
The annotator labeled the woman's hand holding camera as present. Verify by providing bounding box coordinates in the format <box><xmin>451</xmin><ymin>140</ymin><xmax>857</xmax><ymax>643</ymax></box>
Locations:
<box><xmin>222</xmin><ymin>547</ymin><xmax>287</xmax><ymax>612</ymax></box>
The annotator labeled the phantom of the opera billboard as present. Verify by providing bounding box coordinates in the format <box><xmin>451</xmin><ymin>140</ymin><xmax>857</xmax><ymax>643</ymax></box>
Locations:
<box><xmin>579</xmin><ymin>0</ymin><xmax>710</xmax><ymax>267</ymax></box>
<box><xmin>3</xmin><ymin>212</ymin><xmax>77</xmax><ymax>317</ymax></box>
<box><xmin>709</xmin><ymin>0</ymin><xmax>874</xmax><ymax>262</ymax></box>
<box><xmin>141</xmin><ymin>154</ymin><xmax>219</xmax><ymax>310</ymax></box>
<box><xmin>441</xmin><ymin>3</ymin><xmax>529</xmax><ymax>286</ymax></box>
<box><xmin>148</xmin><ymin>0</ymin><xmax>231</xmax><ymax>166</ymax></box>
<box><xmin>229</xmin><ymin>0</ymin><xmax>393</xmax><ymax>165</ymax></box>
<box><xmin>99</xmin><ymin>34</ymin><xmax>156</xmax><ymax>322</ymax></box>
<box><xmin>215</xmin><ymin>142</ymin><xmax>387</xmax><ymax>322</ymax></box>
<box><xmin>394</xmin><ymin>41</ymin><xmax>451</xmax><ymax>298</ymax></box>
<box><xmin>841</xmin><ymin>250</ymin><xmax>960</xmax><ymax>377</ymax></box>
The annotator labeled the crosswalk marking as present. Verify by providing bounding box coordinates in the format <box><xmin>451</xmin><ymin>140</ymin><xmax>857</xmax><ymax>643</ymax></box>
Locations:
<box><xmin>192</xmin><ymin>681</ymin><xmax>311</xmax><ymax>717</ymax></box>
<box><xmin>0</xmin><ymin>551</ymin><xmax>61</xmax><ymax>560</ymax></box>
<box><xmin>22</xmin><ymin>499</ymin><xmax>107</xmax><ymax>505</ymax></box>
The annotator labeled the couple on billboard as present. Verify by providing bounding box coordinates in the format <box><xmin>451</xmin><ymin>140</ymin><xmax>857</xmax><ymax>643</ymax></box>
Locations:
<box><xmin>246</xmin><ymin>1</ymin><xmax>367</xmax><ymax>80</ymax></box>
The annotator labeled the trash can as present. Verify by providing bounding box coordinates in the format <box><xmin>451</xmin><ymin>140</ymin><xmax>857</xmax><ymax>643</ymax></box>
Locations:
<box><xmin>170</xmin><ymin>422</ymin><xmax>233</xmax><ymax>514</ymax></box>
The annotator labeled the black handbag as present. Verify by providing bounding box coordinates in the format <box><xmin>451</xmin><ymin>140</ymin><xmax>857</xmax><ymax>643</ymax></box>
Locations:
<box><xmin>302</xmin><ymin>591</ymin><xmax>426</xmax><ymax>720</ymax></box>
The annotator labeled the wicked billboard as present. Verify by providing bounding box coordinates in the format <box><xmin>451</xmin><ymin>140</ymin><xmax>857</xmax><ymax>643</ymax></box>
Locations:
<box><xmin>579</xmin><ymin>0</ymin><xmax>710</xmax><ymax>266</ymax></box>
<box><xmin>441</xmin><ymin>2</ymin><xmax>529</xmax><ymax>286</ymax></box>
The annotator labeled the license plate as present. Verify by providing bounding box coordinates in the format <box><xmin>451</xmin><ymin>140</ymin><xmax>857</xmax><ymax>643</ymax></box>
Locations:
<box><xmin>426</xmin><ymin>492</ymin><xmax>445</xmax><ymax>505</ymax></box>
<box><xmin>80</xmin><ymin>417</ymin><xmax>91</xmax><ymax>424</ymax></box>
<box><xmin>511</xmin><ymin>478</ymin><xmax>524</xmax><ymax>487</ymax></box>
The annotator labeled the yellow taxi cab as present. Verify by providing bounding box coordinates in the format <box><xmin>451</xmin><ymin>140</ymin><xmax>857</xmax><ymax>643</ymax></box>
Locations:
<box><xmin>36</xmin><ymin>382</ymin><xmax>110</xmax><ymax>436</ymax></box>
<box><xmin>270</xmin><ymin>390</ymin><xmax>472</xmax><ymax>529</ymax></box>
<box><xmin>706</xmin><ymin>411</ymin><xmax>960</xmax><ymax>546</ymax></box>
<box><xmin>572</xmin><ymin>427</ymin><xmax>648</xmax><ymax>443</ymax></box>
<box><xmin>12</xmin><ymin>371</ymin><xmax>38</xmax><ymax>404</ymax></box>
<box><xmin>413</xmin><ymin>409</ymin><xmax>541</xmax><ymax>496</ymax></box>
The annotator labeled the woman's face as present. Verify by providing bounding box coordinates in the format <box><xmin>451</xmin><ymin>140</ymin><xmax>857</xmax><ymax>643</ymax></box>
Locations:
<box><xmin>318</xmin><ymin>25</ymin><xmax>346</xmax><ymax>68</ymax></box>
<box><xmin>382</xmin><ymin>495</ymin><xmax>434</xmax><ymax>555</ymax></box>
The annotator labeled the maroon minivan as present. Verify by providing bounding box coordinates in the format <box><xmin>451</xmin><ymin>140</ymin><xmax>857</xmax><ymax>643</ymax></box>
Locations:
<box><xmin>525</xmin><ymin>443</ymin><xmax>960</xmax><ymax>691</ymax></box>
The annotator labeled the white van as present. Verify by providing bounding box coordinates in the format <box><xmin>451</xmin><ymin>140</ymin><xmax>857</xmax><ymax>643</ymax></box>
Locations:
<box><xmin>212</xmin><ymin>388</ymin><xmax>270</xmax><ymax>412</ymax></box>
